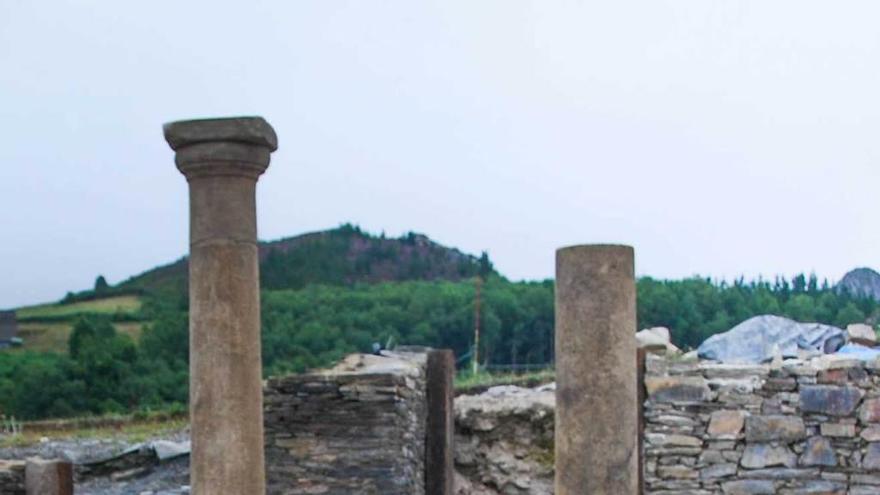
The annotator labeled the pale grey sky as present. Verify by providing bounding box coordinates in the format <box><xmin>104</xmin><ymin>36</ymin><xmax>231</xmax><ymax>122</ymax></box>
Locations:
<box><xmin>1</xmin><ymin>1</ymin><xmax>879</xmax><ymax>308</ymax></box>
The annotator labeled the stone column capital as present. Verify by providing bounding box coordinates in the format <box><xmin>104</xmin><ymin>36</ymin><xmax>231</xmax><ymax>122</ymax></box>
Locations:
<box><xmin>163</xmin><ymin>116</ymin><xmax>278</xmax><ymax>180</ymax></box>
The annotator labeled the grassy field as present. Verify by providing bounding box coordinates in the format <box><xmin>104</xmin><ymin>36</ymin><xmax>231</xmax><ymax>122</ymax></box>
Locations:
<box><xmin>13</xmin><ymin>322</ymin><xmax>146</xmax><ymax>354</ymax></box>
<box><xmin>15</xmin><ymin>295</ymin><xmax>143</xmax><ymax>321</ymax></box>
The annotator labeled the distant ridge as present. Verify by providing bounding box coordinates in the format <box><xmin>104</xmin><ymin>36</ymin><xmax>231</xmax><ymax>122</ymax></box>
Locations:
<box><xmin>836</xmin><ymin>267</ymin><xmax>880</xmax><ymax>301</ymax></box>
<box><xmin>117</xmin><ymin>224</ymin><xmax>494</xmax><ymax>295</ymax></box>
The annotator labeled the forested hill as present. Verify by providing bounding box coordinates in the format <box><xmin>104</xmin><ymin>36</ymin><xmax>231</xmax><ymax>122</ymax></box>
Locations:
<box><xmin>115</xmin><ymin>224</ymin><xmax>494</xmax><ymax>295</ymax></box>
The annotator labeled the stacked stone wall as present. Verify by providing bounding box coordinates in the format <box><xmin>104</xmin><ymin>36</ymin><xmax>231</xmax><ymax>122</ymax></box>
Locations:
<box><xmin>645</xmin><ymin>355</ymin><xmax>880</xmax><ymax>494</ymax></box>
<box><xmin>263</xmin><ymin>353</ymin><xmax>427</xmax><ymax>495</ymax></box>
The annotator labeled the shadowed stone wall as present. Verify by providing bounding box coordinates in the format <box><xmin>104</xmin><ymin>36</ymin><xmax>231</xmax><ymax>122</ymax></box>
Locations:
<box><xmin>645</xmin><ymin>355</ymin><xmax>880</xmax><ymax>494</ymax></box>
<box><xmin>263</xmin><ymin>352</ymin><xmax>428</xmax><ymax>495</ymax></box>
<box><xmin>0</xmin><ymin>460</ymin><xmax>25</xmax><ymax>494</ymax></box>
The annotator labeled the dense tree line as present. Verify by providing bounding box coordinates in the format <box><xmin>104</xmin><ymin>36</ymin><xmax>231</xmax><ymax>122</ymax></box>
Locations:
<box><xmin>0</xmin><ymin>273</ymin><xmax>877</xmax><ymax>419</ymax></box>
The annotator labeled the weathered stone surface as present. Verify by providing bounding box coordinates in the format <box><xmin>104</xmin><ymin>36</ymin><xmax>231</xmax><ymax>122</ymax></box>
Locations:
<box><xmin>799</xmin><ymin>436</ymin><xmax>836</xmax><ymax>467</ymax></box>
<box><xmin>454</xmin><ymin>384</ymin><xmax>554</xmax><ymax>494</ymax></box>
<box><xmin>765</xmin><ymin>377</ymin><xmax>798</xmax><ymax>391</ymax></box>
<box><xmin>861</xmin><ymin>425</ymin><xmax>880</xmax><ymax>441</ymax></box>
<box><xmin>819</xmin><ymin>423</ymin><xmax>855</xmax><ymax>437</ymax></box>
<box><xmin>817</xmin><ymin>369</ymin><xmax>848</xmax><ymax>385</ymax></box>
<box><xmin>167</xmin><ymin>116</ymin><xmax>278</xmax><ymax>495</ymax></box>
<box><xmin>24</xmin><ymin>458</ymin><xmax>72</xmax><ymax>495</ymax></box>
<box><xmin>646</xmin><ymin>433</ymin><xmax>702</xmax><ymax>448</ymax></box>
<box><xmin>847</xmin><ymin>323</ymin><xmax>877</xmax><ymax>346</ymax></box>
<box><xmin>653</xmin><ymin>414</ymin><xmax>697</xmax><ymax>427</ymax></box>
<box><xmin>858</xmin><ymin>397</ymin><xmax>880</xmax><ymax>424</ymax></box>
<box><xmin>700</xmin><ymin>462</ymin><xmax>737</xmax><ymax>480</ymax></box>
<box><xmin>861</xmin><ymin>442</ymin><xmax>880</xmax><ymax>470</ymax></box>
<box><xmin>265</xmin><ymin>352</ymin><xmax>429</xmax><ymax>495</ymax></box>
<box><xmin>645</xmin><ymin>376</ymin><xmax>711</xmax><ymax>403</ymax></box>
<box><xmin>721</xmin><ymin>479</ymin><xmax>777</xmax><ymax>494</ymax></box>
<box><xmin>657</xmin><ymin>465</ymin><xmax>698</xmax><ymax>479</ymax></box>
<box><xmin>778</xmin><ymin>480</ymin><xmax>846</xmax><ymax>494</ymax></box>
<box><xmin>745</xmin><ymin>415</ymin><xmax>806</xmax><ymax>443</ymax></box>
<box><xmin>555</xmin><ymin>245</ymin><xmax>637</xmax><ymax>495</ymax></box>
<box><xmin>708</xmin><ymin>410</ymin><xmax>747</xmax><ymax>439</ymax></box>
<box><xmin>164</xmin><ymin>116</ymin><xmax>278</xmax><ymax>151</ymax></box>
<box><xmin>700</xmin><ymin>363</ymin><xmax>770</xmax><ymax>379</ymax></box>
<box><xmin>741</xmin><ymin>444</ymin><xmax>797</xmax><ymax>469</ymax></box>
<box><xmin>799</xmin><ymin>386</ymin><xmax>863</xmax><ymax>416</ymax></box>
<box><xmin>740</xmin><ymin>468</ymin><xmax>819</xmax><ymax>480</ymax></box>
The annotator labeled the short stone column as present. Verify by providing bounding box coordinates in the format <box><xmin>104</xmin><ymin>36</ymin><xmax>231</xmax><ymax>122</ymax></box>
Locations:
<box><xmin>25</xmin><ymin>458</ymin><xmax>73</xmax><ymax>495</ymax></box>
<box><xmin>164</xmin><ymin>117</ymin><xmax>278</xmax><ymax>495</ymax></box>
<box><xmin>554</xmin><ymin>245</ymin><xmax>638</xmax><ymax>494</ymax></box>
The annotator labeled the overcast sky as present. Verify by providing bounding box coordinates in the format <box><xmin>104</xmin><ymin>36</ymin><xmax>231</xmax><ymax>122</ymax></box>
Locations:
<box><xmin>1</xmin><ymin>1</ymin><xmax>879</xmax><ymax>308</ymax></box>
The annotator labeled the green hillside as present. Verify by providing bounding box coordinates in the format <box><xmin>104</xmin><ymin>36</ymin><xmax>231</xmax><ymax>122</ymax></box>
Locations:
<box><xmin>3</xmin><ymin>224</ymin><xmax>880</xmax><ymax>421</ymax></box>
<box><xmin>116</xmin><ymin>224</ymin><xmax>494</xmax><ymax>296</ymax></box>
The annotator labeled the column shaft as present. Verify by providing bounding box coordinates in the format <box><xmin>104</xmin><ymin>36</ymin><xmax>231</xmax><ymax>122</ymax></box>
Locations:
<box><xmin>164</xmin><ymin>117</ymin><xmax>277</xmax><ymax>495</ymax></box>
<box><xmin>554</xmin><ymin>245</ymin><xmax>637</xmax><ymax>494</ymax></box>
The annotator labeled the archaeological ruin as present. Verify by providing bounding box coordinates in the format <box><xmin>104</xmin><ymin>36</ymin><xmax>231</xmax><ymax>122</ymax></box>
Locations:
<box><xmin>164</xmin><ymin>116</ymin><xmax>279</xmax><ymax>495</ymax></box>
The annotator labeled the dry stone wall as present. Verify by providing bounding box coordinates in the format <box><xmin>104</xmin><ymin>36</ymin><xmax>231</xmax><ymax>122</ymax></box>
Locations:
<box><xmin>645</xmin><ymin>355</ymin><xmax>880</xmax><ymax>494</ymax></box>
<box><xmin>454</xmin><ymin>385</ymin><xmax>555</xmax><ymax>495</ymax></box>
<box><xmin>263</xmin><ymin>352</ymin><xmax>427</xmax><ymax>495</ymax></box>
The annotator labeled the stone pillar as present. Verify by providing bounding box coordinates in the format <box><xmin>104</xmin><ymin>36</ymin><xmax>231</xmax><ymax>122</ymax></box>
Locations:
<box><xmin>164</xmin><ymin>117</ymin><xmax>277</xmax><ymax>495</ymax></box>
<box><xmin>426</xmin><ymin>349</ymin><xmax>455</xmax><ymax>495</ymax></box>
<box><xmin>25</xmin><ymin>458</ymin><xmax>73</xmax><ymax>495</ymax></box>
<box><xmin>554</xmin><ymin>245</ymin><xmax>637</xmax><ymax>494</ymax></box>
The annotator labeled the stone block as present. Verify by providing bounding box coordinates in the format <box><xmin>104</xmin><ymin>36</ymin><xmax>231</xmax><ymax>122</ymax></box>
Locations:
<box><xmin>645</xmin><ymin>376</ymin><xmax>711</xmax><ymax>403</ymax></box>
<box><xmin>847</xmin><ymin>324</ymin><xmax>877</xmax><ymax>346</ymax></box>
<box><xmin>745</xmin><ymin>415</ymin><xmax>806</xmax><ymax>443</ymax></box>
<box><xmin>862</xmin><ymin>442</ymin><xmax>880</xmax><ymax>470</ymax></box>
<box><xmin>817</xmin><ymin>369</ymin><xmax>848</xmax><ymax>385</ymax></box>
<box><xmin>819</xmin><ymin>423</ymin><xmax>855</xmax><ymax>437</ymax></box>
<box><xmin>739</xmin><ymin>468</ymin><xmax>819</xmax><ymax>480</ymax></box>
<box><xmin>721</xmin><ymin>479</ymin><xmax>777</xmax><ymax>494</ymax></box>
<box><xmin>708</xmin><ymin>410</ymin><xmax>747</xmax><ymax>439</ymax></box>
<box><xmin>778</xmin><ymin>480</ymin><xmax>846</xmax><ymax>494</ymax></box>
<box><xmin>799</xmin><ymin>385</ymin><xmax>863</xmax><ymax>416</ymax></box>
<box><xmin>645</xmin><ymin>433</ymin><xmax>702</xmax><ymax>448</ymax></box>
<box><xmin>740</xmin><ymin>444</ymin><xmax>797</xmax><ymax>469</ymax></box>
<box><xmin>859</xmin><ymin>397</ymin><xmax>880</xmax><ymax>424</ymax></box>
<box><xmin>657</xmin><ymin>465</ymin><xmax>698</xmax><ymax>479</ymax></box>
<box><xmin>861</xmin><ymin>425</ymin><xmax>880</xmax><ymax>442</ymax></box>
<box><xmin>799</xmin><ymin>436</ymin><xmax>836</xmax><ymax>467</ymax></box>
<box><xmin>24</xmin><ymin>458</ymin><xmax>72</xmax><ymax>495</ymax></box>
<box><xmin>700</xmin><ymin>462</ymin><xmax>737</xmax><ymax>480</ymax></box>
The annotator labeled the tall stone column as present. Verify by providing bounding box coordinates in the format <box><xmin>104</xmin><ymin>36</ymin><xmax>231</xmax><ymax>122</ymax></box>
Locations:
<box><xmin>164</xmin><ymin>117</ymin><xmax>277</xmax><ymax>495</ymax></box>
<box><xmin>555</xmin><ymin>245</ymin><xmax>637</xmax><ymax>494</ymax></box>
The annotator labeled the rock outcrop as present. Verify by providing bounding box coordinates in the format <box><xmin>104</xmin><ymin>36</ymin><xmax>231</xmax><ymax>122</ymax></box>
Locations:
<box><xmin>837</xmin><ymin>267</ymin><xmax>880</xmax><ymax>301</ymax></box>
